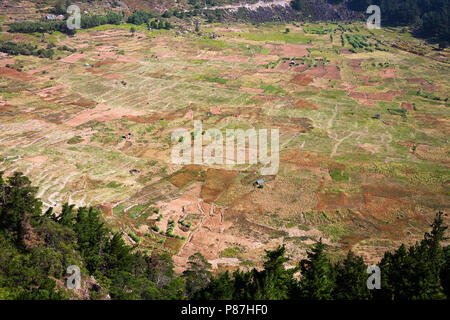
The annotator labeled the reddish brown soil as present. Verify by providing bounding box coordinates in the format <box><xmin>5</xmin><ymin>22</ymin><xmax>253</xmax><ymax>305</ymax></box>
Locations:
<box><xmin>324</xmin><ymin>65</ymin><xmax>341</xmax><ymax>80</ymax></box>
<box><xmin>380</xmin><ymin>68</ymin><xmax>396</xmax><ymax>79</ymax></box>
<box><xmin>304</xmin><ymin>65</ymin><xmax>327</xmax><ymax>77</ymax></box>
<box><xmin>72</xmin><ymin>100</ymin><xmax>97</xmax><ymax>107</ymax></box>
<box><xmin>348</xmin><ymin>59</ymin><xmax>364</xmax><ymax>73</ymax></box>
<box><xmin>281</xmin><ymin>150</ymin><xmax>331</xmax><ymax>168</ymax></box>
<box><xmin>264</xmin><ymin>43</ymin><xmax>311</xmax><ymax>57</ymax></box>
<box><xmin>240</xmin><ymin>87</ymin><xmax>265</xmax><ymax>94</ymax></box>
<box><xmin>92</xmin><ymin>59</ymin><xmax>118</xmax><ymax>68</ymax></box>
<box><xmin>349</xmin><ymin>91</ymin><xmax>377</xmax><ymax>107</ymax></box>
<box><xmin>0</xmin><ymin>67</ymin><xmax>34</xmax><ymax>81</ymax></box>
<box><xmin>169</xmin><ymin>165</ymin><xmax>206</xmax><ymax>188</ymax></box>
<box><xmin>290</xmin><ymin>74</ymin><xmax>314</xmax><ymax>85</ymax></box>
<box><xmin>201</xmin><ymin>169</ymin><xmax>239</xmax><ymax>203</ymax></box>
<box><xmin>340</xmin><ymin>48</ymin><xmax>353</xmax><ymax>54</ymax></box>
<box><xmin>401</xmin><ymin>102</ymin><xmax>414</xmax><ymax>111</ymax></box>
<box><xmin>250</xmin><ymin>95</ymin><xmax>279</xmax><ymax>102</ymax></box>
<box><xmin>350</xmin><ymin>90</ymin><xmax>406</xmax><ymax>106</ymax></box>
<box><xmin>362</xmin><ymin>184</ymin><xmax>411</xmax><ymax>199</ymax></box>
<box><xmin>97</xmin><ymin>204</ymin><xmax>113</xmax><ymax>217</ymax></box>
<box><xmin>115</xmin><ymin>55</ymin><xmax>139</xmax><ymax>63</ymax></box>
<box><xmin>0</xmin><ymin>58</ymin><xmax>15</xmax><ymax>67</ymax></box>
<box><xmin>26</xmin><ymin>66</ymin><xmax>50</xmax><ymax>75</ymax></box>
<box><xmin>103</xmin><ymin>73</ymin><xmax>122</xmax><ymax>80</ymax></box>
<box><xmin>316</xmin><ymin>192</ymin><xmax>347</xmax><ymax>210</ymax></box>
<box><xmin>60</xmin><ymin>53</ymin><xmax>87</xmax><ymax>63</ymax></box>
<box><xmin>65</xmin><ymin>103</ymin><xmax>145</xmax><ymax>126</ymax></box>
<box><xmin>294</xmin><ymin>99</ymin><xmax>318</xmax><ymax>110</ymax></box>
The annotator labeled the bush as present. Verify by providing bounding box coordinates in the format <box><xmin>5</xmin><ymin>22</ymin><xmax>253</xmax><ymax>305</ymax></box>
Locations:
<box><xmin>129</xmin><ymin>232</ymin><xmax>140</xmax><ymax>243</ymax></box>
<box><xmin>0</xmin><ymin>41</ymin><xmax>54</xmax><ymax>59</ymax></box>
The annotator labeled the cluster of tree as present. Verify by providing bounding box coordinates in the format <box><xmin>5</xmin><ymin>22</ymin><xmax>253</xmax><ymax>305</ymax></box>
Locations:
<box><xmin>291</xmin><ymin>0</ymin><xmax>449</xmax><ymax>46</ymax></box>
<box><xmin>80</xmin><ymin>12</ymin><xmax>122</xmax><ymax>29</ymax></box>
<box><xmin>126</xmin><ymin>11</ymin><xmax>174</xmax><ymax>29</ymax></box>
<box><xmin>0</xmin><ymin>172</ymin><xmax>183</xmax><ymax>299</ymax></box>
<box><xmin>147</xmin><ymin>19</ymin><xmax>173</xmax><ymax>30</ymax></box>
<box><xmin>196</xmin><ymin>213</ymin><xmax>449</xmax><ymax>300</ymax></box>
<box><xmin>0</xmin><ymin>171</ymin><xmax>448</xmax><ymax>300</ymax></box>
<box><xmin>346</xmin><ymin>0</ymin><xmax>449</xmax><ymax>46</ymax></box>
<box><xmin>8</xmin><ymin>12</ymin><xmax>122</xmax><ymax>35</ymax></box>
<box><xmin>8</xmin><ymin>21</ymin><xmax>70</xmax><ymax>34</ymax></box>
<box><xmin>126</xmin><ymin>10</ymin><xmax>159</xmax><ymax>25</ymax></box>
<box><xmin>51</xmin><ymin>0</ymin><xmax>72</xmax><ymax>15</ymax></box>
<box><xmin>0</xmin><ymin>41</ymin><xmax>55</xmax><ymax>59</ymax></box>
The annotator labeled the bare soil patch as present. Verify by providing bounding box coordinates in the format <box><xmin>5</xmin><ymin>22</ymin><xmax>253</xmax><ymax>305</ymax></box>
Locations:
<box><xmin>0</xmin><ymin>58</ymin><xmax>15</xmax><ymax>67</ymax></box>
<box><xmin>401</xmin><ymin>102</ymin><xmax>414</xmax><ymax>111</ymax></box>
<box><xmin>379</xmin><ymin>68</ymin><xmax>396</xmax><ymax>79</ymax></box>
<box><xmin>169</xmin><ymin>165</ymin><xmax>206</xmax><ymax>188</ymax></box>
<box><xmin>0</xmin><ymin>67</ymin><xmax>34</xmax><ymax>81</ymax></box>
<box><xmin>290</xmin><ymin>73</ymin><xmax>313</xmax><ymax>85</ymax></box>
<box><xmin>201</xmin><ymin>169</ymin><xmax>239</xmax><ymax>203</ymax></box>
<box><xmin>304</xmin><ymin>65</ymin><xmax>327</xmax><ymax>77</ymax></box>
<box><xmin>294</xmin><ymin>99</ymin><xmax>318</xmax><ymax>110</ymax></box>
<box><xmin>60</xmin><ymin>53</ymin><xmax>87</xmax><ymax>64</ymax></box>
<box><xmin>348</xmin><ymin>59</ymin><xmax>364</xmax><ymax>73</ymax></box>
<box><xmin>316</xmin><ymin>191</ymin><xmax>347</xmax><ymax>210</ymax></box>
<box><xmin>324</xmin><ymin>65</ymin><xmax>341</xmax><ymax>80</ymax></box>
<box><xmin>281</xmin><ymin>150</ymin><xmax>331</xmax><ymax>168</ymax></box>
<box><xmin>265</xmin><ymin>43</ymin><xmax>311</xmax><ymax>57</ymax></box>
<box><xmin>65</xmin><ymin>103</ymin><xmax>145</xmax><ymax>127</ymax></box>
<box><xmin>240</xmin><ymin>87</ymin><xmax>264</xmax><ymax>94</ymax></box>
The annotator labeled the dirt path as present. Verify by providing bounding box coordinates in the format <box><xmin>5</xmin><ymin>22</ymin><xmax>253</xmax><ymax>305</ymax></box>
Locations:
<box><xmin>178</xmin><ymin>200</ymin><xmax>210</xmax><ymax>252</ymax></box>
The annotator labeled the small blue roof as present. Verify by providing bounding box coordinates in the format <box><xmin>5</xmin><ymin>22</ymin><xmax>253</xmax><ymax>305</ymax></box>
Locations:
<box><xmin>256</xmin><ymin>180</ymin><xmax>264</xmax><ymax>184</ymax></box>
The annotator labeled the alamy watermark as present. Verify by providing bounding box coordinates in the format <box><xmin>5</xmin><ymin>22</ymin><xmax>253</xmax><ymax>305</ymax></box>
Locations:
<box><xmin>171</xmin><ymin>120</ymin><xmax>279</xmax><ymax>175</ymax></box>
<box><xmin>367</xmin><ymin>265</ymin><xmax>381</xmax><ymax>290</ymax></box>
<box><xmin>66</xmin><ymin>265</ymin><xmax>81</xmax><ymax>289</ymax></box>
<box><xmin>367</xmin><ymin>5</ymin><xmax>381</xmax><ymax>29</ymax></box>
<box><xmin>67</xmin><ymin>5</ymin><xmax>81</xmax><ymax>30</ymax></box>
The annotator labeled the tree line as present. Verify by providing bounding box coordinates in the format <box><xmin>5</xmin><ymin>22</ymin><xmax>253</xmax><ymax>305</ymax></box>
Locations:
<box><xmin>0</xmin><ymin>41</ymin><xmax>55</xmax><ymax>59</ymax></box>
<box><xmin>195</xmin><ymin>212</ymin><xmax>449</xmax><ymax>300</ymax></box>
<box><xmin>347</xmin><ymin>0</ymin><xmax>449</xmax><ymax>46</ymax></box>
<box><xmin>291</xmin><ymin>0</ymin><xmax>449</xmax><ymax>46</ymax></box>
<box><xmin>8</xmin><ymin>12</ymin><xmax>123</xmax><ymax>35</ymax></box>
<box><xmin>0</xmin><ymin>172</ymin><xmax>448</xmax><ymax>299</ymax></box>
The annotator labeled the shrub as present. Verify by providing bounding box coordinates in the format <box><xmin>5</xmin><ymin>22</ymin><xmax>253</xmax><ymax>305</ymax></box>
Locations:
<box><xmin>129</xmin><ymin>232</ymin><xmax>140</xmax><ymax>243</ymax></box>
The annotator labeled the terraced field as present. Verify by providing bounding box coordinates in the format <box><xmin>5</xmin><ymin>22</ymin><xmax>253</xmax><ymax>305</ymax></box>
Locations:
<box><xmin>0</xmin><ymin>22</ymin><xmax>449</xmax><ymax>272</ymax></box>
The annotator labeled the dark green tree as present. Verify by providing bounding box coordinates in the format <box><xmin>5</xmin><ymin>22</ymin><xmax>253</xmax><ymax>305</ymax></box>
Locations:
<box><xmin>377</xmin><ymin>212</ymin><xmax>447</xmax><ymax>300</ymax></box>
<box><xmin>297</xmin><ymin>240</ymin><xmax>336</xmax><ymax>299</ymax></box>
<box><xmin>182</xmin><ymin>253</ymin><xmax>212</xmax><ymax>298</ymax></box>
<box><xmin>333</xmin><ymin>250</ymin><xmax>370</xmax><ymax>299</ymax></box>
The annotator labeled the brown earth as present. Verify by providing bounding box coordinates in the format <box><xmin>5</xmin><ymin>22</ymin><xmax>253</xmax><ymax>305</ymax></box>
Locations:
<box><xmin>294</xmin><ymin>99</ymin><xmax>318</xmax><ymax>110</ymax></box>
<box><xmin>65</xmin><ymin>103</ymin><xmax>145</xmax><ymax>127</ymax></box>
<box><xmin>60</xmin><ymin>53</ymin><xmax>87</xmax><ymax>64</ymax></box>
<box><xmin>201</xmin><ymin>169</ymin><xmax>239</xmax><ymax>203</ymax></box>
<box><xmin>290</xmin><ymin>73</ymin><xmax>314</xmax><ymax>85</ymax></box>
<box><xmin>169</xmin><ymin>165</ymin><xmax>206</xmax><ymax>188</ymax></box>
<box><xmin>0</xmin><ymin>67</ymin><xmax>34</xmax><ymax>81</ymax></box>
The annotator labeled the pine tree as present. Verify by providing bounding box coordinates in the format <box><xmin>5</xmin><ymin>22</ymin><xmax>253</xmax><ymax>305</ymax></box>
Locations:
<box><xmin>194</xmin><ymin>271</ymin><xmax>234</xmax><ymax>299</ymax></box>
<box><xmin>0</xmin><ymin>172</ymin><xmax>42</xmax><ymax>241</ymax></box>
<box><xmin>252</xmin><ymin>246</ymin><xmax>298</xmax><ymax>299</ymax></box>
<box><xmin>441</xmin><ymin>245</ymin><xmax>450</xmax><ymax>297</ymax></box>
<box><xmin>297</xmin><ymin>240</ymin><xmax>336</xmax><ymax>299</ymax></box>
<box><xmin>182</xmin><ymin>253</ymin><xmax>212</xmax><ymax>298</ymax></box>
<box><xmin>333</xmin><ymin>250</ymin><xmax>370</xmax><ymax>299</ymax></box>
<box><xmin>377</xmin><ymin>213</ymin><xmax>447</xmax><ymax>300</ymax></box>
